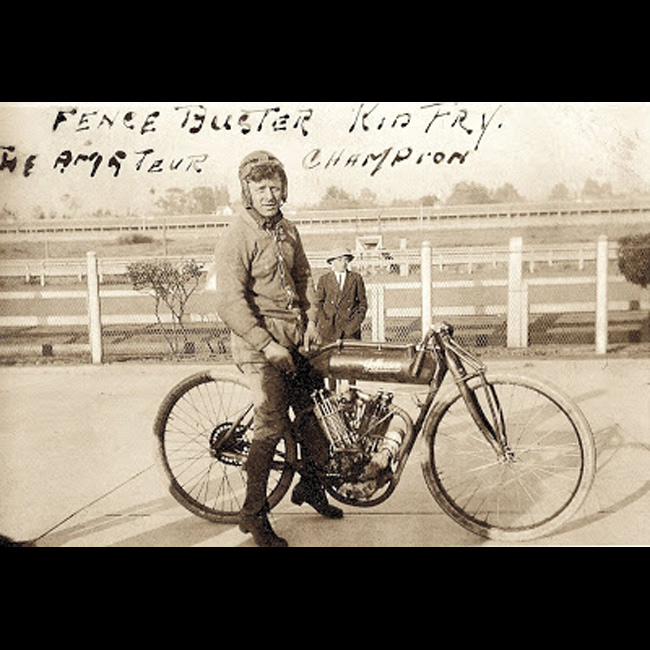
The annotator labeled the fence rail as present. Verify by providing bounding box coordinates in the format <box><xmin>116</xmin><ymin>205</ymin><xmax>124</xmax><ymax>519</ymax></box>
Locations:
<box><xmin>0</xmin><ymin>237</ymin><xmax>648</xmax><ymax>362</ymax></box>
<box><xmin>0</xmin><ymin>242</ymin><xmax>621</xmax><ymax>285</ymax></box>
<box><xmin>0</xmin><ymin>200</ymin><xmax>647</xmax><ymax>237</ymax></box>
<box><xmin>3</xmin><ymin>275</ymin><xmax>640</xmax><ymax>329</ymax></box>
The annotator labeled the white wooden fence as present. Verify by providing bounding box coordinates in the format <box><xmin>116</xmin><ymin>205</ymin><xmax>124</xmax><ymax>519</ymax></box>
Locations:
<box><xmin>362</xmin><ymin>237</ymin><xmax>645</xmax><ymax>355</ymax></box>
<box><xmin>0</xmin><ymin>241</ymin><xmax>621</xmax><ymax>285</ymax></box>
<box><xmin>0</xmin><ymin>237</ymin><xmax>646</xmax><ymax>362</ymax></box>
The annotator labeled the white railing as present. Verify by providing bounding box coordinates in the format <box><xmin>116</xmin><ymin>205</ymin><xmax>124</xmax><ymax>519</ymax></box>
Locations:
<box><xmin>0</xmin><ymin>237</ymin><xmax>647</xmax><ymax>362</ymax></box>
<box><xmin>0</xmin><ymin>199</ymin><xmax>647</xmax><ymax>237</ymax></box>
<box><xmin>0</xmin><ymin>255</ymin><xmax>215</xmax><ymax>285</ymax></box>
<box><xmin>0</xmin><ymin>243</ymin><xmax>620</xmax><ymax>285</ymax></box>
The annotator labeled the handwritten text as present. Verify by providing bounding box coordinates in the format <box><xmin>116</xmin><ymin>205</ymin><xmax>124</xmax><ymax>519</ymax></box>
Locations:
<box><xmin>0</xmin><ymin>102</ymin><xmax>505</xmax><ymax>183</ymax></box>
<box><xmin>303</xmin><ymin>146</ymin><xmax>469</xmax><ymax>177</ymax></box>
<box><xmin>347</xmin><ymin>102</ymin><xmax>503</xmax><ymax>152</ymax></box>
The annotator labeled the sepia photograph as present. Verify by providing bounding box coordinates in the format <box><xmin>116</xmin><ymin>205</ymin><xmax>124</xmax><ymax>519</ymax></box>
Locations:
<box><xmin>1</xmin><ymin>101</ymin><xmax>648</xmax><ymax>547</ymax></box>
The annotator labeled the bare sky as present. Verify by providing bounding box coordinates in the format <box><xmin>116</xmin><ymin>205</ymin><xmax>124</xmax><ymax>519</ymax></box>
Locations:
<box><xmin>1</xmin><ymin>101</ymin><xmax>648</xmax><ymax>217</ymax></box>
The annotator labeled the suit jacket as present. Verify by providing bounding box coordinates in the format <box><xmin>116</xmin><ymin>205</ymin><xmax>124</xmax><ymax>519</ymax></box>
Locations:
<box><xmin>315</xmin><ymin>270</ymin><xmax>368</xmax><ymax>343</ymax></box>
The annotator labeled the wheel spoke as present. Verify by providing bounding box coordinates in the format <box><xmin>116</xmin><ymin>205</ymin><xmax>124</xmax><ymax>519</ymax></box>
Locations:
<box><xmin>426</xmin><ymin>376</ymin><xmax>595</xmax><ymax>540</ymax></box>
<box><xmin>156</xmin><ymin>374</ymin><xmax>295</xmax><ymax>522</ymax></box>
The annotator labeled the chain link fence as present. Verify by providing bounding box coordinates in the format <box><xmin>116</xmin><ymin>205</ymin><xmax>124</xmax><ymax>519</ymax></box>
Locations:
<box><xmin>0</xmin><ymin>237</ymin><xmax>648</xmax><ymax>363</ymax></box>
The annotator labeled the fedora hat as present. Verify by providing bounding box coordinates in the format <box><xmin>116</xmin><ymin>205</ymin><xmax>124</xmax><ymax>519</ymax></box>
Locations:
<box><xmin>327</xmin><ymin>248</ymin><xmax>355</xmax><ymax>264</ymax></box>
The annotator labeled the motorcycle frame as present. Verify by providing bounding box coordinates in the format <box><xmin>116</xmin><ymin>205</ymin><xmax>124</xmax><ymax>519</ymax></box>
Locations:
<box><xmin>305</xmin><ymin>322</ymin><xmax>509</xmax><ymax>500</ymax></box>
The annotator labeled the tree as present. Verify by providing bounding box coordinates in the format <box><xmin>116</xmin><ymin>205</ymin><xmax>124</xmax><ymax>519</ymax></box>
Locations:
<box><xmin>156</xmin><ymin>188</ymin><xmax>188</xmax><ymax>215</ymax></box>
<box><xmin>549</xmin><ymin>183</ymin><xmax>571</xmax><ymax>201</ymax></box>
<box><xmin>189</xmin><ymin>186</ymin><xmax>218</xmax><ymax>214</ymax></box>
<box><xmin>446</xmin><ymin>182</ymin><xmax>491</xmax><ymax>205</ymax></box>
<box><xmin>358</xmin><ymin>188</ymin><xmax>378</xmax><ymax>208</ymax></box>
<box><xmin>582</xmin><ymin>178</ymin><xmax>613</xmax><ymax>201</ymax></box>
<box><xmin>420</xmin><ymin>194</ymin><xmax>439</xmax><ymax>207</ymax></box>
<box><xmin>127</xmin><ymin>259</ymin><xmax>204</xmax><ymax>355</ymax></box>
<box><xmin>618</xmin><ymin>233</ymin><xmax>650</xmax><ymax>289</ymax></box>
<box><xmin>60</xmin><ymin>193</ymin><xmax>81</xmax><ymax>217</ymax></box>
<box><xmin>492</xmin><ymin>183</ymin><xmax>523</xmax><ymax>204</ymax></box>
<box><xmin>319</xmin><ymin>186</ymin><xmax>359</xmax><ymax>210</ymax></box>
<box><xmin>155</xmin><ymin>185</ymin><xmax>230</xmax><ymax>216</ymax></box>
<box><xmin>391</xmin><ymin>194</ymin><xmax>439</xmax><ymax>208</ymax></box>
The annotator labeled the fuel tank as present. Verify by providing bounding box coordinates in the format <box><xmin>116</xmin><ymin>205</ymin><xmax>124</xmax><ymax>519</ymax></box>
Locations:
<box><xmin>309</xmin><ymin>341</ymin><xmax>436</xmax><ymax>385</ymax></box>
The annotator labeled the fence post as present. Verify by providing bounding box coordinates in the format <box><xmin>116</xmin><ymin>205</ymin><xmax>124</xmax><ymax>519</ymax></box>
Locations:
<box><xmin>369</xmin><ymin>284</ymin><xmax>386</xmax><ymax>343</ymax></box>
<box><xmin>595</xmin><ymin>235</ymin><xmax>609</xmax><ymax>355</ymax></box>
<box><xmin>521</xmin><ymin>281</ymin><xmax>529</xmax><ymax>348</ymax></box>
<box><xmin>377</xmin><ymin>284</ymin><xmax>385</xmax><ymax>342</ymax></box>
<box><xmin>399</xmin><ymin>238</ymin><xmax>409</xmax><ymax>276</ymax></box>
<box><xmin>421</xmin><ymin>241</ymin><xmax>432</xmax><ymax>337</ymax></box>
<box><xmin>86</xmin><ymin>251</ymin><xmax>104</xmax><ymax>364</ymax></box>
<box><xmin>507</xmin><ymin>237</ymin><xmax>527</xmax><ymax>348</ymax></box>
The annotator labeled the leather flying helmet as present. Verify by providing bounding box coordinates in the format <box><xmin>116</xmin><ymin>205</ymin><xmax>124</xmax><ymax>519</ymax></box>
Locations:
<box><xmin>239</xmin><ymin>151</ymin><xmax>288</xmax><ymax>208</ymax></box>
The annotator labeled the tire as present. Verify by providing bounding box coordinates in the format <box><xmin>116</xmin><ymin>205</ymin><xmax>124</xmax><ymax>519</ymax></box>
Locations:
<box><xmin>421</xmin><ymin>374</ymin><xmax>596</xmax><ymax>541</ymax></box>
<box><xmin>154</xmin><ymin>371</ymin><xmax>297</xmax><ymax>524</ymax></box>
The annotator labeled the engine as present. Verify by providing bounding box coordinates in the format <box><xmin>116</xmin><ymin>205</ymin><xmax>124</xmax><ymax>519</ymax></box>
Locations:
<box><xmin>311</xmin><ymin>387</ymin><xmax>408</xmax><ymax>501</ymax></box>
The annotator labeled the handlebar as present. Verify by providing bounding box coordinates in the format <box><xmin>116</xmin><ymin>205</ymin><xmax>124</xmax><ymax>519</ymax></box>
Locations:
<box><xmin>409</xmin><ymin>322</ymin><xmax>453</xmax><ymax>378</ymax></box>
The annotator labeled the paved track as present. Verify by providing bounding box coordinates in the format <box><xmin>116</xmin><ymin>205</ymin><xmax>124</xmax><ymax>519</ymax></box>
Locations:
<box><xmin>1</xmin><ymin>358</ymin><xmax>648</xmax><ymax>546</ymax></box>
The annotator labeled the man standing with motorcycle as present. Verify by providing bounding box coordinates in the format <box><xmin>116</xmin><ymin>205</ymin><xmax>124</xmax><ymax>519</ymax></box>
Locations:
<box><xmin>214</xmin><ymin>151</ymin><xmax>343</xmax><ymax>548</ymax></box>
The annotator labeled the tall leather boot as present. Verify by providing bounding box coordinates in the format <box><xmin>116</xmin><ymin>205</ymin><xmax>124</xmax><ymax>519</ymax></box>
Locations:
<box><xmin>239</xmin><ymin>439</ymin><xmax>288</xmax><ymax>548</ymax></box>
<box><xmin>287</xmin><ymin>355</ymin><xmax>343</xmax><ymax>520</ymax></box>
<box><xmin>292</xmin><ymin>461</ymin><xmax>344</xmax><ymax>519</ymax></box>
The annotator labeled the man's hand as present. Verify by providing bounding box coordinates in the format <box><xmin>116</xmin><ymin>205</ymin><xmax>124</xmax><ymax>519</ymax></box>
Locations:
<box><xmin>262</xmin><ymin>341</ymin><xmax>297</xmax><ymax>375</ymax></box>
<box><xmin>303</xmin><ymin>321</ymin><xmax>321</xmax><ymax>352</ymax></box>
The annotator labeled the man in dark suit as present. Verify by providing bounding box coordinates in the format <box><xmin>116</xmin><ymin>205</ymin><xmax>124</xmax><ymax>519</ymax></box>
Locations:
<box><xmin>315</xmin><ymin>249</ymin><xmax>368</xmax><ymax>344</ymax></box>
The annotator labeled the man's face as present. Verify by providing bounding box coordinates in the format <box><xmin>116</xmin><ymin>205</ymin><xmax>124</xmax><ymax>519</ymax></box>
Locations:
<box><xmin>331</xmin><ymin>257</ymin><xmax>350</xmax><ymax>273</ymax></box>
<box><xmin>248</xmin><ymin>173</ymin><xmax>284</xmax><ymax>219</ymax></box>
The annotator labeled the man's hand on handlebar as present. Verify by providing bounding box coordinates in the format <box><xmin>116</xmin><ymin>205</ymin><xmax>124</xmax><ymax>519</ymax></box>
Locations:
<box><xmin>303</xmin><ymin>320</ymin><xmax>321</xmax><ymax>353</ymax></box>
<box><xmin>262</xmin><ymin>340</ymin><xmax>297</xmax><ymax>375</ymax></box>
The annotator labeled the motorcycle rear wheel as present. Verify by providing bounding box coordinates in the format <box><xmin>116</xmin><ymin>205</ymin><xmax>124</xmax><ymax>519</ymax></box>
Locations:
<box><xmin>155</xmin><ymin>372</ymin><xmax>297</xmax><ymax>524</ymax></box>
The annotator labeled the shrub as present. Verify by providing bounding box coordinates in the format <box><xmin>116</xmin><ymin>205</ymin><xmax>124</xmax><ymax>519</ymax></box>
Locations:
<box><xmin>118</xmin><ymin>233</ymin><xmax>155</xmax><ymax>245</ymax></box>
<box><xmin>127</xmin><ymin>259</ymin><xmax>204</xmax><ymax>355</ymax></box>
<box><xmin>618</xmin><ymin>233</ymin><xmax>650</xmax><ymax>289</ymax></box>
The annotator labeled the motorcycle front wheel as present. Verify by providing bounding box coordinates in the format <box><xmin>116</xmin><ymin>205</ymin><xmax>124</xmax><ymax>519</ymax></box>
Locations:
<box><xmin>421</xmin><ymin>374</ymin><xmax>596</xmax><ymax>542</ymax></box>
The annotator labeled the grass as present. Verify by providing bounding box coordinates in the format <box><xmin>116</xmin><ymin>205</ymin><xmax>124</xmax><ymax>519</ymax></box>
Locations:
<box><xmin>0</xmin><ymin>237</ymin><xmax>171</xmax><ymax>260</ymax></box>
<box><xmin>1</xmin><ymin>218</ymin><xmax>648</xmax><ymax>261</ymax></box>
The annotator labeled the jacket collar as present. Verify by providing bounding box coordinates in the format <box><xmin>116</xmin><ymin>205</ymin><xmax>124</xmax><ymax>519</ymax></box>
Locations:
<box><xmin>246</xmin><ymin>206</ymin><xmax>283</xmax><ymax>231</ymax></box>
